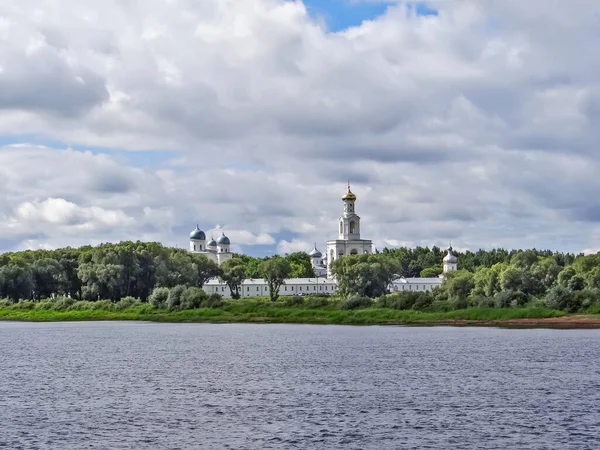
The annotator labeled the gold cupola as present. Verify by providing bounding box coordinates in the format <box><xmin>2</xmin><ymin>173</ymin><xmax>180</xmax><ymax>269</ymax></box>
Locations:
<box><xmin>342</xmin><ymin>184</ymin><xmax>357</xmax><ymax>201</ymax></box>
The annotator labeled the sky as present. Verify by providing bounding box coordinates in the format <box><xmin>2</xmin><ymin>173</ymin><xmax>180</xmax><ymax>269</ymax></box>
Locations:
<box><xmin>1</xmin><ymin>0</ymin><xmax>600</xmax><ymax>257</ymax></box>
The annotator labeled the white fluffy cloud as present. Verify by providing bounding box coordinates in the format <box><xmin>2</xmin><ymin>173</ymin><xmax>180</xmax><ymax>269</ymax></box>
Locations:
<box><xmin>1</xmin><ymin>0</ymin><xmax>600</xmax><ymax>254</ymax></box>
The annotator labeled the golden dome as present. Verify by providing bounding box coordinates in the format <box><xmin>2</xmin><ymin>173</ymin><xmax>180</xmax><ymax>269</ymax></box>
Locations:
<box><xmin>342</xmin><ymin>185</ymin><xmax>357</xmax><ymax>201</ymax></box>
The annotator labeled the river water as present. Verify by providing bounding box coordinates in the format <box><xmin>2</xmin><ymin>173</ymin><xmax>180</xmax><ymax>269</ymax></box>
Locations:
<box><xmin>1</xmin><ymin>322</ymin><xmax>599</xmax><ymax>449</ymax></box>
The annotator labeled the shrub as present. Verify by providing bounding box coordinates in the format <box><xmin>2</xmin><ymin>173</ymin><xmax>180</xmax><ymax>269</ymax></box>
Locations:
<box><xmin>378</xmin><ymin>292</ymin><xmax>415</xmax><ymax>310</ymax></box>
<box><xmin>167</xmin><ymin>285</ymin><xmax>187</xmax><ymax>310</ymax></box>
<box><xmin>284</xmin><ymin>295</ymin><xmax>304</xmax><ymax>307</ymax></box>
<box><xmin>528</xmin><ymin>298</ymin><xmax>547</xmax><ymax>309</ymax></box>
<box><xmin>452</xmin><ymin>297</ymin><xmax>469</xmax><ymax>310</ymax></box>
<box><xmin>473</xmin><ymin>296</ymin><xmax>495</xmax><ymax>308</ymax></box>
<box><xmin>587</xmin><ymin>302</ymin><xmax>600</xmax><ymax>315</ymax></box>
<box><xmin>339</xmin><ymin>295</ymin><xmax>372</xmax><ymax>310</ymax></box>
<box><xmin>304</xmin><ymin>296</ymin><xmax>331</xmax><ymax>309</ymax></box>
<box><xmin>428</xmin><ymin>300</ymin><xmax>454</xmax><ymax>312</ymax></box>
<box><xmin>51</xmin><ymin>297</ymin><xmax>75</xmax><ymax>311</ymax></box>
<box><xmin>413</xmin><ymin>294</ymin><xmax>435</xmax><ymax>311</ymax></box>
<box><xmin>180</xmin><ymin>287</ymin><xmax>207</xmax><ymax>310</ymax></box>
<box><xmin>68</xmin><ymin>301</ymin><xmax>97</xmax><ymax>311</ymax></box>
<box><xmin>201</xmin><ymin>293</ymin><xmax>224</xmax><ymax>308</ymax></box>
<box><xmin>575</xmin><ymin>289</ymin><xmax>599</xmax><ymax>311</ymax></box>
<box><xmin>115</xmin><ymin>296</ymin><xmax>141</xmax><ymax>311</ymax></box>
<box><xmin>545</xmin><ymin>286</ymin><xmax>580</xmax><ymax>312</ymax></box>
<box><xmin>13</xmin><ymin>301</ymin><xmax>35</xmax><ymax>310</ymax></box>
<box><xmin>148</xmin><ymin>287</ymin><xmax>170</xmax><ymax>309</ymax></box>
<box><xmin>35</xmin><ymin>300</ymin><xmax>55</xmax><ymax>310</ymax></box>
<box><xmin>494</xmin><ymin>290</ymin><xmax>528</xmax><ymax>308</ymax></box>
<box><xmin>91</xmin><ymin>300</ymin><xmax>113</xmax><ymax>311</ymax></box>
<box><xmin>0</xmin><ymin>298</ymin><xmax>12</xmax><ymax>308</ymax></box>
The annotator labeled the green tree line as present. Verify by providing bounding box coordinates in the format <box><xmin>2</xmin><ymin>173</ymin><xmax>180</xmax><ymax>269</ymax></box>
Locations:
<box><xmin>0</xmin><ymin>241</ymin><xmax>312</xmax><ymax>302</ymax></box>
<box><xmin>333</xmin><ymin>248</ymin><xmax>600</xmax><ymax>314</ymax></box>
<box><xmin>2</xmin><ymin>241</ymin><xmax>597</xmax><ymax>313</ymax></box>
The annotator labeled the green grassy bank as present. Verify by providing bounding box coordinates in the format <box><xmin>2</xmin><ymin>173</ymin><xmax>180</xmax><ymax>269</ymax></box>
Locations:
<box><xmin>0</xmin><ymin>299</ymin><xmax>574</xmax><ymax>327</ymax></box>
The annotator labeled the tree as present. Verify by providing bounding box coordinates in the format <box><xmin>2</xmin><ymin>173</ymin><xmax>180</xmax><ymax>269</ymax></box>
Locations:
<box><xmin>0</xmin><ymin>264</ymin><xmax>34</xmax><ymax>301</ymax></box>
<box><xmin>442</xmin><ymin>270</ymin><xmax>475</xmax><ymax>300</ymax></box>
<box><xmin>500</xmin><ymin>267</ymin><xmax>522</xmax><ymax>292</ymax></box>
<box><xmin>557</xmin><ymin>266</ymin><xmax>576</xmax><ymax>287</ymax></box>
<box><xmin>155</xmin><ymin>250</ymin><xmax>197</xmax><ymax>288</ymax></box>
<box><xmin>31</xmin><ymin>258</ymin><xmax>63</xmax><ymax>299</ymax></box>
<box><xmin>220</xmin><ymin>258</ymin><xmax>246</xmax><ymax>299</ymax></box>
<box><xmin>545</xmin><ymin>285</ymin><xmax>579</xmax><ymax>312</ymax></box>
<box><xmin>585</xmin><ymin>267</ymin><xmax>600</xmax><ymax>290</ymax></box>
<box><xmin>190</xmin><ymin>253</ymin><xmax>220</xmax><ymax>287</ymax></box>
<box><xmin>420</xmin><ymin>267</ymin><xmax>440</xmax><ymax>278</ymax></box>
<box><xmin>332</xmin><ymin>254</ymin><xmax>400</xmax><ymax>298</ymax></box>
<box><xmin>260</xmin><ymin>257</ymin><xmax>291</xmax><ymax>302</ymax></box>
<box><xmin>285</xmin><ymin>252</ymin><xmax>315</xmax><ymax>278</ymax></box>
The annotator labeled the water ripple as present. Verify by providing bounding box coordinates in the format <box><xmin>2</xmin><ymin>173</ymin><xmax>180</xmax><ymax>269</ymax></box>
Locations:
<box><xmin>1</xmin><ymin>322</ymin><xmax>599</xmax><ymax>449</ymax></box>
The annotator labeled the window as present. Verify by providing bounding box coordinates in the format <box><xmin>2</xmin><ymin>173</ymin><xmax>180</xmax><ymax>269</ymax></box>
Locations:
<box><xmin>340</xmin><ymin>222</ymin><xmax>343</xmax><ymax>234</ymax></box>
<box><xmin>247</xmin><ymin>287</ymin><xmax>250</xmax><ymax>292</ymax></box>
<box><xmin>200</xmin><ymin>245</ymin><xmax>203</xmax><ymax>250</ymax></box>
<box><xmin>349</xmin><ymin>221</ymin><xmax>355</xmax><ymax>234</ymax></box>
<box><xmin>299</xmin><ymin>287</ymin><xmax>302</xmax><ymax>291</ymax></box>
<box><xmin>257</xmin><ymin>287</ymin><xmax>259</xmax><ymax>291</ymax></box>
<box><xmin>320</xmin><ymin>286</ymin><xmax>322</xmax><ymax>291</ymax></box>
<box><xmin>222</xmin><ymin>287</ymin><xmax>225</xmax><ymax>292</ymax></box>
<box><xmin>285</xmin><ymin>286</ymin><xmax>287</xmax><ymax>291</ymax></box>
<box><xmin>314</xmin><ymin>286</ymin><xmax>316</xmax><ymax>291</ymax></box>
<box><xmin>291</xmin><ymin>286</ymin><xmax>294</xmax><ymax>291</ymax></box>
<box><xmin>350</xmin><ymin>249</ymin><xmax>357</xmax><ymax>255</ymax></box>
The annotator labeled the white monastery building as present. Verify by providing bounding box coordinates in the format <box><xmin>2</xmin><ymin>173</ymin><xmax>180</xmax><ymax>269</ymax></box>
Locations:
<box><xmin>190</xmin><ymin>185</ymin><xmax>458</xmax><ymax>298</ymax></box>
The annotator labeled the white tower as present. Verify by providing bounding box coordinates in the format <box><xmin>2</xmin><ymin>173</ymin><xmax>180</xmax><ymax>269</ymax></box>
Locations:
<box><xmin>443</xmin><ymin>245</ymin><xmax>458</xmax><ymax>273</ymax></box>
<box><xmin>326</xmin><ymin>185</ymin><xmax>373</xmax><ymax>278</ymax></box>
<box><xmin>189</xmin><ymin>225</ymin><xmax>206</xmax><ymax>253</ymax></box>
<box><xmin>216</xmin><ymin>233</ymin><xmax>233</xmax><ymax>264</ymax></box>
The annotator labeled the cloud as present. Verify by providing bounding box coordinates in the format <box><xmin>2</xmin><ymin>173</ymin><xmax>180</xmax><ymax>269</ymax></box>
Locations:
<box><xmin>0</xmin><ymin>0</ymin><xmax>600</xmax><ymax>256</ymax></box>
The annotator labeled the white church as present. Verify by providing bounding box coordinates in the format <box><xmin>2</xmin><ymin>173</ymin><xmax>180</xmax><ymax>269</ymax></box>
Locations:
<box><xmin>191</xmin><ymin>185</ymin><xmax>458</xmax><ymax>298</ymax></box>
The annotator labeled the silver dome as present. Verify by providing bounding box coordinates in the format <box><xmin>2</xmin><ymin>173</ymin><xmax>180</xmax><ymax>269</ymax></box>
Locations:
<box><xmin>217</xmin><ymin>233</ymin><xmax>230</xmax><ymax>245</ymax></box>
<box><xmin>443</xmin><ymin>246</ymin><xmax>458</xmax><ymax>264</ymax></box>
<box><xmin>309</xmin><ymin>245</ymin><xmax>322</xmax><ymax>258</ymax></box>
<box><xmin>189</xmin><ymin>225</ymin><xmax>206</xmax><ymax>240</ymax></box>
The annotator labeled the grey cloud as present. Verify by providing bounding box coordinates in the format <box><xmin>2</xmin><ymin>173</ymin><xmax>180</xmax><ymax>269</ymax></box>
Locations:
<box><xmin>0</xmin><ymin>48</ymin><xmax>108</xmax><ymax>116</ymax></box>
<box><xmin>87</xmin><ymin>172</ymin><xmax>136</xmax><ymax>194</ymax></box>
<box><xmin>1</xmin><ymin>1</ymin><xmax>600</xmax><ymax>254</ymax></box>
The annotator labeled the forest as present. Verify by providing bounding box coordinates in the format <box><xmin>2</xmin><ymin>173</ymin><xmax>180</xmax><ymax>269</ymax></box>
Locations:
<box><xmin>0</xmin><ymin>241</ymin><xmax>598</xmax><ymax>315</ymax></box>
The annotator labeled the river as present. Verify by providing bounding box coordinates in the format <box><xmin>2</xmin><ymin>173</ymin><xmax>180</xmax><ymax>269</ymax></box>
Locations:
<box><xmin>1</xmin><ymin>322</ymin><xmax>598</xmax><ymax>449</ymax></box>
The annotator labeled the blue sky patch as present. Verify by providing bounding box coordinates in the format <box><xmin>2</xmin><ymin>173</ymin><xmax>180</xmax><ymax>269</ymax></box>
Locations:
<box><xmin>302</xmin><ymin>0</ymin><xmax>438</xmax><ymax>32</ymax></box>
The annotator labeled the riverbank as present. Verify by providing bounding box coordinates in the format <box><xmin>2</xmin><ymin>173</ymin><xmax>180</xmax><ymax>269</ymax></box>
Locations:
<box><xmin>1</xmin><ymin>303</ymin><xmax>599</xmax><ymax>328</ymax></box>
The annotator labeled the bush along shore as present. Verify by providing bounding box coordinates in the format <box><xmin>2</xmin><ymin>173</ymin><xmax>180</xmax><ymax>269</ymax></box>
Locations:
<box><xmin>1</xmin><ymin>287</ymin><xmax>600</xmax><ymax>328</ymax></box>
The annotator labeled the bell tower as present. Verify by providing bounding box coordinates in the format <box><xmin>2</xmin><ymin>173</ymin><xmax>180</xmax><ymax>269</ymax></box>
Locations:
<box><xmin>326</xmin><ymin>184</ymin><xmax>372</xmax><ymax>278</ymax></box>
<box><xmin>338</xmin><ymin>184</ymin><xmax>360</xmax><ymax>240</ymax></box>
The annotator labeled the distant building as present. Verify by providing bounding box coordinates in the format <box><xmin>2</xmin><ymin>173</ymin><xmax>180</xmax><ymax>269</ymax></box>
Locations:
<box><xmin>189</xmin><ymin>227</ymin><xmax>233</xmax><ymax>265</ymax></box>
<box><xmin>191</xmin><ymin>185</ymin><xmax>457</xmax><ymax>298</ymax></box>
<box><xmin>326</xmin><ymin>185</ymin><xmax>373</xmax><ymax>277</ymax></box>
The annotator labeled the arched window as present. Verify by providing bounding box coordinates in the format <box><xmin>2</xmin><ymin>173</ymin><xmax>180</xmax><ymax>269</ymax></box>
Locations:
<box><xmin>330</xmin><ymin>250</ymin><xmax>335</xmax><ymax>263</ymax></box>
<box><xmin>340</xmin><ymin>221</ymin><xmax>343</xmax><ymax>234</ymax></box>
<box><xmin>350</xmin><ymin>249</ymin><xmax>358</xmax><ymax>255</ymax></box>
<box><xmin>349</xmin><ymin>221</ymin><xmax>355</xmax><ymax>234</ymax></box>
